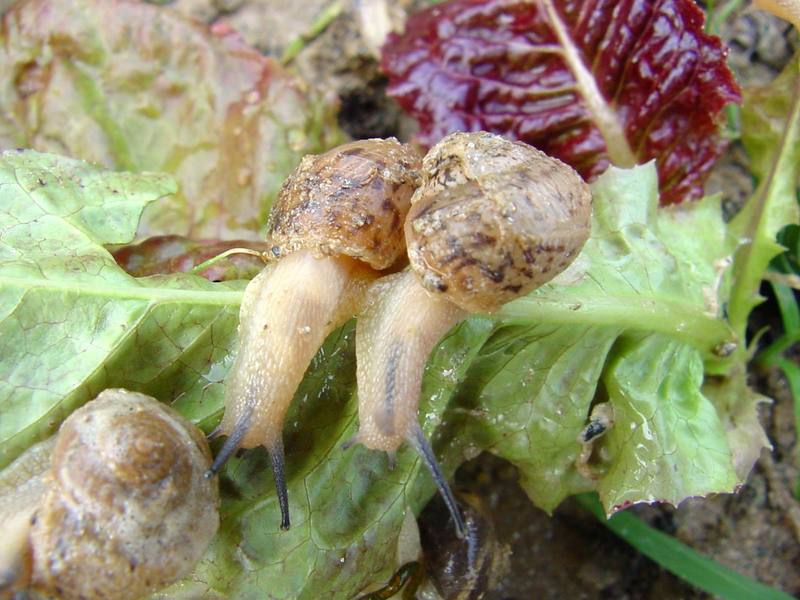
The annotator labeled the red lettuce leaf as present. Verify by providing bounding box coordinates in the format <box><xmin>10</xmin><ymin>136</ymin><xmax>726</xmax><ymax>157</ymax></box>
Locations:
<box><xmin>112</xmin><ymin>236</ymin><xmax>269</xmax><ymax>281</ymax></box>
<box><xmin>381</xmin><ymin>0</ymin><xmax>740</xmax><ymax>205</ymax></box>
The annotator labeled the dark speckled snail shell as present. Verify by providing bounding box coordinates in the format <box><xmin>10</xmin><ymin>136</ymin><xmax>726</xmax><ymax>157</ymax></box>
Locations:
<box><xmin>0</xmin><ymin>389</ymin><xmax>219</xmax><ymax>600</ymax></box>
<box><xmin>208</xmin><ymin>138</ymin><xmax>422</xmax><ymax>531</ymax></box>
<box><xmin>350</xmin><ymin>132</ymin><xmax>592</xmax><ymax>536</ymax></box>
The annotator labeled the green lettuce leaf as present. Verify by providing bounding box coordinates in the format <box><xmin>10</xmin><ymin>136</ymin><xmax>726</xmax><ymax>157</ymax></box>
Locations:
<box><xmin>0</xmin><ymin>0</ymin><xmax>343</xmax><ymax>240</ymax></box>
<box><xmin>498</xmin><ymin>165</ymin><xmax>735</xmax><ymax>356</ymax></box>
<box><xmin>0</xmin><ymin>150</ymin><xmax>241</xmax><ymax>468</ymax></box>
<box><xmin>440</xmin><ymin>165</ymin><xmax>744</xmax><ymax>514</ymax></box>
<box><xmin>597</xmin><ymin>333</ymin><xmax>737</xmax><ymax>510</ymax></box>
<box><xmin>0</xmin><ymin>151</ymin><xmax>762</xmax><ymax>596</ymax></box>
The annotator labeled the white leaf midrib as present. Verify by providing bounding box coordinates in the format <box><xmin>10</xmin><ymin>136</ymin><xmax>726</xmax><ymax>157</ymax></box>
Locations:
<box><xmin>541</xmin><ymin>0</ymin><xmax>637</xmax><ymax>167</ymax></box>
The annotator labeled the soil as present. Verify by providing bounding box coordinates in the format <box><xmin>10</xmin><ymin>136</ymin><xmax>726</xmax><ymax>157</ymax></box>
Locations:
<box><xmin>119</xmin><ymin>1</ymin><xmax>800</xmax><ymax>598</ymax></box>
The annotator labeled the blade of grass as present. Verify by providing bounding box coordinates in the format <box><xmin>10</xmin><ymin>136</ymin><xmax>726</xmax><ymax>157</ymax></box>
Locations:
<box><xmin>759</xmin><ymin>225</ymin><xmax>800</xmax><ymax>498</ymax></box>
<box><xmin>757</xmin><ymin>281</ymin><xmax>800</xmax><ymax>364</ymax></box>
<box><xmin>706</xmin><ymin>0</ymin><xmax>745</xmax><ymax>35</ymax></box>
<box><xmin>773</xmin><ymin>356</ymin><xmax>800</xmax><ymax>497</ymax></box>
<box><xmin>281</xmin><ymin>1</ymin><xmax>343</xmax><ymax>65</ymax></box>
<box><xmin>759</xmin><ymin>283</ymin><xmax>800</xmax><ymax>497</ymax></box>
<box><xmin>575</xmin><ymin>493</ymin><xmax>796</xmax><ymax>600</ymax></box>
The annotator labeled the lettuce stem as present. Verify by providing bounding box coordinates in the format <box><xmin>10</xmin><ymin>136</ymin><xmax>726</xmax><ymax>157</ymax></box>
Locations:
<box><xmin>500</xmin><ymin>294</ymin><xmax>734</xmax><ymax>357</ymax></box>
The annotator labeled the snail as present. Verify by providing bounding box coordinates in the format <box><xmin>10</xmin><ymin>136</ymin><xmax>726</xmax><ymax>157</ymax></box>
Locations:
<box><xmin>208</xmin><ymin>138</ymin><xmax>421</xmax><ymax>530</ymax></box>
<box><xmin>355</xmin><ymin>492</ymin><xmax>509</xmax><ymax>600</ymax></box>
<box><xmin>0</xmin><ymin>389</ymin><xmax>219</xmax><ymax>600</ymax></box>
<box><xmin>351</xmin><ymin>132</ymin><xmax>592</xmax><ymax>535</ymax></box>
<box><xmin>418</xmin><ymin>491</ymin><xmax>509</xmax><ymax>600</ymax></box>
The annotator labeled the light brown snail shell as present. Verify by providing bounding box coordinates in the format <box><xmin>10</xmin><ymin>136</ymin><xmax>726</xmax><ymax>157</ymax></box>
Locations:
<box><xmin>406</xmin><ymin>131</ymin><xmax>592</xmax><ymax>313</ymax></box>
<box><xmin>267</xmin><ymin>138</ymin><xmax>421</xmax><ymax>269</ymax></box>
<box><xmin>0</xmin><ymin>389</ymin><xmax>219</xmax><ymax>600</ymax></box>
<box><xmin>352</xmin><ymin>131</ymin><xmax>592</xmax><ymax>536</ymax></box>
<box><xmin>210</xmin><ymin>138</ymin><xmax>422</xmax><ymax>530</ymax></box>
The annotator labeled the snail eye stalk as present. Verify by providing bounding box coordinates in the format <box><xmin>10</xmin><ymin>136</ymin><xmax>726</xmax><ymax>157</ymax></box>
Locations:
<box><xmin>408</xmin><ymin>425</ymin><xmax>466</xmax><ymax>538</ymax></box>
<box><xmin>205</xmin><ymin>407</ymin><xmax>253</xmax><ymax>478</ymax></box>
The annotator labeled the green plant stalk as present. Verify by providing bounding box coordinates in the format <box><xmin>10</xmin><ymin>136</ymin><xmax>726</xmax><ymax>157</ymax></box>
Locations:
<box><xmin>0</xmin><ymin>275</ymin><xmax>243</xmax><ymax>306</ymax></box>
<box><xmin>281</xmin><ymin>1</ymin><xmax>343</xmax><ymax>65</ymax></box>
<box><xmin>706</xmin><ymin>0</ymin><xmax>745</xmax><ymax>35</ymax></box>
<box><xmin>575</xmin><ymin>493</ymin><xmax>797</xmax><ymax>600</ymax></box>
<box><xmin>775</xmin><ymin>355</ymin><xmax>800</xmax><ymax>497</ymax></box>
<box><xmin>728</xmin><ymin>62</ymin><xmax>800</xmax><ymax>352</ymax></box>
<box><xmin>189</xmin><ymin>248</ymin><xmax>266</xmax><ymax>276</ymax></box>
<box><xmin>1</xmin><ymin>277</ymin><xmax>730</xmax><ymax>356</ymax></box>
<box><xmin>501</xmin><ymin>293</ymin><xmax>734</xmax><ymax>358</ymax></box>
<box><xmin>724</xmin><ymin>103</ymin><xmax>742</xmax><ymax>140</ymax></box>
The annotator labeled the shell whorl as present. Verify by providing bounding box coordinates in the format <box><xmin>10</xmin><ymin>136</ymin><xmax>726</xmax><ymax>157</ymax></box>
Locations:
<box><xmin>267</xmin><ymin>137</ymin><xmax>422</xmax><ymax>270</ymax></box>
<box><xmin>405</xmin><ymin>131</ymin><xmax>592</xmax><ymax>313</ymax></box>
<box><xmin>29</xmin><ymin>389</ymin><xmax>218</xmax><ymax>600</ymax></box>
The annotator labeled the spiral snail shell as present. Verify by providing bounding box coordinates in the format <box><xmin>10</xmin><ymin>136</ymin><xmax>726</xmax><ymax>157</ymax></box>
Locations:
<box><xmin>209</xmin><ymin>138</ymin><xmax>421</xmax><ymax>530</ymax></box>
<box><xmin>267</xmin><ymin>137</ymin><xmax>421</xmax><ymax>270</ymax></box>
<box><xmin>406</xmin><ymin>132</ymin><xmax>592</xmax><ymax>312</ymax></box>
<box><xmin>418</xmin><ymin>492</ymin><xmax>509</xmax><ymax>600</ymax></box>
<box><xmin>0</xmin><ymin>389</ymin><xmax>219</xmax><ymax>600</ymax></box>
<box><xmin>351</xmin><ymin>132</ymin><xmax>592</xmax><ymax>535</ymax></box>
<box><xmin>357</xmin><ymin>491</ymin><xmax>509</xmax><ymax>599</ymax></box>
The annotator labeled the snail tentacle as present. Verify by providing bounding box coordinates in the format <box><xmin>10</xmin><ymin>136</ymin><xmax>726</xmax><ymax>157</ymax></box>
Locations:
<box><xmin>205</xmin><ymin>406</ymin><xmax>253</xmax><ymax>478</ymax></box>
<box><xmin>270</xmin><ymin>438</ymin><xmax>291</xmax><ymax>531</ymax></box>
<box><xmin>408</xmin><ymin>424</ymin><xmax>466</xmax><ymax>539</ymax></box>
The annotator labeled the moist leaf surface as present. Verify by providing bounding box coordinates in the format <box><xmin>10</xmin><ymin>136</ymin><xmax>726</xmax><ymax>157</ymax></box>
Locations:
<box><xmin>0</xmin><ymin>150</ymin><xmax>241</xmax><ymax>468</ymax></box>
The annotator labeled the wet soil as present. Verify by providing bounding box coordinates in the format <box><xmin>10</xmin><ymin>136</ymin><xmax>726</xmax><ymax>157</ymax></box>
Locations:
<box><xmin>158</xmin><ymin>1</ymin><xmax>800</xmax><ymax>597</ymax></box>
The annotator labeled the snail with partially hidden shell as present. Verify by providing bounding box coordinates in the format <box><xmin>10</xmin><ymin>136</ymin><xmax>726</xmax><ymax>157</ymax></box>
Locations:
<box><xmin>418</xmin><ymin>491</ymin><xmax>510</xmax><ymax>599</ymax></box>
<box><xmin>351</xmin><ymin>132</ymin><xmax>592</xmax><ymax>535</ymax></box>
<box><xmin>0</xmin><ymin>389</ymin><xmax>219</xmax><ymax>600</ymax></box>
<box><xmin>207</xmin><ymin>138</ymin><xmax>421</xmax><ymax>530</ymax></box>
<box><xmin>357</xmin><ymin>491</ymin><xmax>510</xmax><ymax>600</ymax></box>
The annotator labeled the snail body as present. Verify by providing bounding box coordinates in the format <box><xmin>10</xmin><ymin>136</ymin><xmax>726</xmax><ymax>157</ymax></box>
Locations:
<box><xmin>352</xmin><ymin>132</ymin><xmax>592</xmax><ymax>535</ymax></box>
<box><xmin>219</xmin><ymin>252</ymin><xmax>373</xmax><ymax>453</ymax></box>
<box><xmin>210</xmin><ymin>138</ymin><xmax>421</xmax><ymax>530</ymax></box>
<box><xmin>0</xmin><ymin>389</ymin><xmax>219</xmax><ymax>600</ymax></box>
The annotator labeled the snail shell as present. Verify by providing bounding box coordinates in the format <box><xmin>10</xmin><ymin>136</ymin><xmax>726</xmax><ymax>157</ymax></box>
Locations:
<box><xmin>406</xmin><ymin>131</ymin><xmax>592</xmax><ymax>313</ymax></box>
<box><xmin>2</xmin><ymin>389</ymin><xmax>219</xmax><ymax>600</ymax></box>
<box><xmin>418</xmin><ymin>492</ymin><xmax>509</xmax><ymax>600</ymax></box>
<box><xmin>267</xmin><ymin>137</ymin><xmax>421</xmax><ymax>269</ymax></box>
